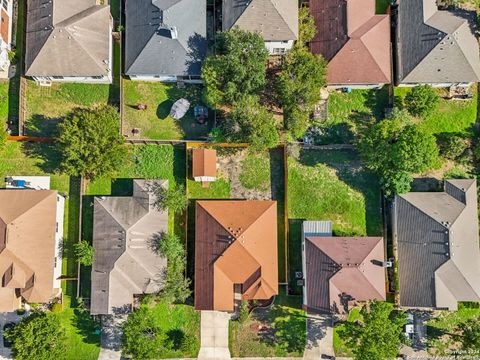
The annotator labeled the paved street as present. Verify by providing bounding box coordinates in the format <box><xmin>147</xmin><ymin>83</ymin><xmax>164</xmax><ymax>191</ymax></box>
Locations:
<box><xmin>303</xmin><ymin>312</ymin><xmax>334</xmax><ymax>360</ymax></box>
<box><xmin>198</xmin><ymin>311</ymin><xmax>231</xmax><ymax>360</ymax></box>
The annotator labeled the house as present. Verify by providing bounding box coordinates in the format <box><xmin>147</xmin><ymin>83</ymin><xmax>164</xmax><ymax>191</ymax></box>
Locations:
<box><xmin>394</xmin><ymin>179</ymin><xmax>480</xmax><ymax>310</ymax></box>
<box><xmin>0</xmin><ymin>186</ymin><xmax>64</xmax><ymax>312</ymax></box>
<box><xmin>395</xmin><ymin>0</ymin><xmax>480</xmax><ymax>86</ymax></box>
<box><xmin>125</xmin><ymin>0</ymin><xmax>207</xmax><ymax>83</ymax></box>
<box><xmin>90</xmin><ymin>180</ymin><xmax>168</xmax><ymax>315</ymax></box>
<box><xmin>195</xmin><ymin>200</ymin><xmax>278</xmax><ymax>311</ymax></box>
<box><xmin>302</xmin><ymin>221</ymin><xmax>386</xmax><ymax>314</ymax></box>
<box><xmin>222</xmin><ymin>0</ymin><xmax>298</xmax><ymax>55</ymax></box>
<box><xmin>0</xmin><ymin>0</ymin><xmax>13</xmax><ymax>78</ymax></box>
<box><xmin>309</xmin><ymin>0</ymin><xmax>391</xmax><ymax>88</ymax></box>
<box><xmin>192</xmin><ymin>148</ymin><xmax>217</xmax><ymax>187</ymax></box>
<box><xmin>25</xmin><ymin>0</ymin><xmax>112</xmax><ymax>85</ymax></box>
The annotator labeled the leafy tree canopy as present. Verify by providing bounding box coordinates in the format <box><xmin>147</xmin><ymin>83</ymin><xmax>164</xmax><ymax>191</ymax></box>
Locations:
<box><xmin>404</xmin><ymin>85</ymin><xmax>440</xmax><ymax>117</ymax></box>
<box><xmin>458</xmin><ymin>318</ymin><xmax>480</xmax><ymax>351</ymax></box>
<box><xmin>222</xmin><ymin>95</ymin><xmax>279</xmax><ymax>151</ymax></box>
<box><xmin>358</xmin><ymin>110</ymin><xmax>439</xmax><ymax>196</ymax></box>
<box><xmin>201</xmin><ymin>29</ymin><xmax>269</xmax><ymax>107</ymax></box>
<box><xmin>73</xmin><ymin>240</ymin><xmax>95</xmax><ymax>266</ymax></box>
<box><xmin>276</xmin><ymin>45</ymin><xmax>327</xmax><ymax>111</ymax></box>
<box><xmin>122</xmin><ymin>306</ymin><xmax>172</xmax><ymax>359</ymax></box>
<box><xmin>5</xmin><ymin>312</ymin><xmax>67</xmax><ymax>360</ymax></box>
<box><xmin>58</xmin><ymin>105</ymin><xmax>126</xmax><ymax>180</ymax></box>
<box><xmin>153</xmin><ymin>184</ymin><xmax>188</xmax><ymax>214</ymax></box>
<box><xmin>339</xmin><ymin>301</ymin><xmax>406</xmax><ymax>360</ymax></box>
<box><xmin>284</xmin><ymin>105</ymin><xmax>310</xmax><ymax>140</ymax></box>
<box><xmin>298</xmin><ymin>6</ymin><xmax>317</xmax><ymax>46</ymax></box>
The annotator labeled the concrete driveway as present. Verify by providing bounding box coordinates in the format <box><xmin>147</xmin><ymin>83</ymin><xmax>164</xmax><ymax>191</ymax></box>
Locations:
<box><xmin>303</xmin><ymin>312</ymin><xmax>334</xmax><ymax>360</ymax></box>
<box><xmin>198</xmin><ymin>311</ymin><xmax>231</xmax><ymax>360</ymax></box>
<box><xmin>98</xmin><ymin>314</ymin><xmax>127</xmax><ymax>360</ymax></box>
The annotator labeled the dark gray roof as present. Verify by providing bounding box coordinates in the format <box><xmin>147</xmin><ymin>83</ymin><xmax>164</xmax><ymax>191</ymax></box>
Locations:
<box><xmin>125</xmin><ymin>0</ymin><xmax>207</xmax><ymax>76</ymax></box>
<box><xmin>396</xmin><ymin>0</ymin><xmax>480</xmax><ymax>84</ymax></box>
<box><xmin>222</xmin><ymin>0</ymin><xmax>298</xmax><ymax>41</ymax></box>
<box><xmin>90</xmin><ymin>180</ymin><xmax>168</xmax><ymax>315</ymax></box>
<box><xmin>394</xmin><ymin>179</ymin><xmax>480</xmax><ymax>310</ymax></box>
<box><xmin>25</xmin><ymin>0</ymin><xmax>111</xmax><ymax>77</ymax></box>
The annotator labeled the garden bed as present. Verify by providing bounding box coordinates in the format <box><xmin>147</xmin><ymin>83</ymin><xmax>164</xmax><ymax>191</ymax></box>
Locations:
<box><xmin>287</xmin><ymin>148</ymin><xmax>382</xmax><ymax>293</ymax></box>
<box><xmin>229</xmin><ymin>289</ymin><xmax>306</xmax><ymax>357</ymax></box>
<box><xmin>122</xmin><ymin>80</ymin><xmax>212</xmax><ymax>140</ymax></box>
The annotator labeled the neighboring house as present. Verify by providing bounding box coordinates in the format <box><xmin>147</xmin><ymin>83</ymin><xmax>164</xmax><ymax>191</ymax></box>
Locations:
<box><xmin>309</xmin><ymin>0</ymin><xmax>391</xmax><ymax>88</ymax></box>
<box><xmin>90</xmin><ymin>180</ymin><xmax>168</xmax><ymax>315</ymax></box>
<box><xmin>394</xmin><ymin>179</ymin><xmax>480</xmax><ymax>310</ymax></box>
<box><xmin>302</xmin><ymin>221</ymin><xmax>386</xmax><ymax>314</ymax></box>
<box><xmin>222</xmin><ymin>0</ymin><xmax>298</xmax><ymax>55</ymax></box>
<box><xmin>395</xmin><ymin>0</ymin><xmax>480</xmax><ymax>86</ymax></box>
<box><xmin>0</xmin><ymin>187</ymin><xmax>64</xmax><ymax>312</ymax></box>
<box><xmin>192</xmin><ymin>148</ymin><xmax>217</xmax><ymax>187</ymax></box>
<box><xmin>125</xmin><ymin>0</ymin><xmax>207</xmax><ymax>83</ymax></box>
<box><xmin>195</xmin><ymin>200</ymin><xmax>278</xmax><ymax>311</ymax></box>
<box><xmin>25</xmin><ymin>0</ymin><xmax>113</xmax><ymax>85</ymax></box>
<box><xmin>0</xmin><ymin>0</ymin><xmax>13</xmax><ymax>77</ymax></box>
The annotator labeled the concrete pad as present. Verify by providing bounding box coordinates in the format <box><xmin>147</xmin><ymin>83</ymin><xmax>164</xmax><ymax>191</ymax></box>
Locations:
<box><xmin>303</xmin><ymin>312</ymin><xmax>334</xmax><ymax>360</ymax></box>
<box><xmin>198</xmin><ymin>311</ymin><xmax>231</xmax><ymax>360</ymax></box>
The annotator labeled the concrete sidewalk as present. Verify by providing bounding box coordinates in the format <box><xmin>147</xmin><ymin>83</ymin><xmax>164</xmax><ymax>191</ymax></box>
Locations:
<box><xmin>198</xmin><ymin>311</ymin><xmax>231</xmax><ymax>360</ymax></box>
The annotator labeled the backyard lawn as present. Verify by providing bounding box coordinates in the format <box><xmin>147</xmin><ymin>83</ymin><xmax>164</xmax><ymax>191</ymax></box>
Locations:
<box><xmin>287</xmin><ymin>148</ymin><xmax>382</xmax><ymax>293</ymax></box>
<box><xmin>24</xmin><ymin>81</ymin><xmax>110</xmax><ymax>136</ymax></box>
<box><xmin>229</xmin><ymin>289</ymin><xmax>306</xmax><ymax>357</ymax></box>
<box><xmin>0</xmin><ymin>80</ymin><xmax>9</xmax><ymax>122</ymax></box>
<box><xmin>427</xmin><ymin>304</ymin><xmax>480</xmax><ymax>355</ymax></box>
<box><xmin>394</xmin><ymin>86</ymin><xmax>478</xmax><ymax>136</ymax></box>
<box><xmin>122</xmin><ymin>80</ymin><xmax>212</xmax><ymax>140</ymax></box>
<box><xmin>320</xmin><ymin>87</ymin><xmax>389</xmax><ymax>144</ymax></box>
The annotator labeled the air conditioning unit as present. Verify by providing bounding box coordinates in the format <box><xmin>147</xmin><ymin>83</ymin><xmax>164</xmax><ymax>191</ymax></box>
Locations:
<box><xmin>295</xmin><ymin>271</ymin><xmax>303</xmax><ymax>279</ymax></box>
<box><xmin>383</xmin><ymin>261</ymin><xmax>393</xmax><ymax>268</ymax></box>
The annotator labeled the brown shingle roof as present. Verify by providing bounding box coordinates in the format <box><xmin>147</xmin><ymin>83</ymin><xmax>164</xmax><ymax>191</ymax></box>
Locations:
<box><xmin>310</xmin><ymin>0</ymin><xmax>391</xmax><ymax>85</ymax></box>
<box><xmin>0</xmin><ymin>190</ymin><xmax>61</xmax><ymax>311</ymax></box>
<box><xmin>304</xmin><ymin>236</ymin><xmax>386</xmax><ymax>313</ymax></box>
<box><xmin>194</xmin><ymin>200</ymin><xmax>278</xmax><ymax>311</ymax></box>
<box><xmin>192</xmin><ymin>148</ymin><xmax>217</xmax><ymax>178</ymax></box>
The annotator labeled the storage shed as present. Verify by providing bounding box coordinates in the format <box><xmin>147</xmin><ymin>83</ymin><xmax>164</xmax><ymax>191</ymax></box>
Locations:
<box><xmin>192</xmin><ymin>148</ymin><xmax>217</xmax><ymax>187</ymax></box>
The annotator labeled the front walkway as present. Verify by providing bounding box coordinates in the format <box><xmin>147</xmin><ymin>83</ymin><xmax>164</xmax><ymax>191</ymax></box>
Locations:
<box><xmin>198</xmin><ymin>311</ymin><xmax>231</xmax><ymax>360</ymax></box>
<box><xmin>303</xmin><ymin>312</ymin><xmax>334</xmax><ymax>360</ymax></box>
<box><xmin>98</xmin><ymin>314</ymin><xmax>127</xmax><ymax>360</ymax></box>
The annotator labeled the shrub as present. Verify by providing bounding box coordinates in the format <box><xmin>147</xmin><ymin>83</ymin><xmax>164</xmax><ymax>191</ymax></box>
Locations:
<box><xmin>51</xmin><ymin>303</ymin><xmax>63</xmax><ymax>313</ymax></box>
<box><xmin>153</xmin><ymin>184</ymin><xmax>188</xmax><ymax>214</ymax></box>
<box><xmin>443</xmin><ymin>167</ymin><xmax>472</xmax><ymax>180</ymax></box>
<box><xmin>404</xmin><ymin>85</ymin><xmax>439</xmax><ymax>117</ymax></box>
<box><xmin>73</xmin><ymin>240</ymin><xmax>95</xmax><ymax>266</ymax></box>
<box><xmin>238</xmin><ymin>301</ymin><xmax>250</xmax><ymax>323</ymax></box>
<box><xmin>437</xmin><ymin>134</ymin><xmax>468</xmax><ymax>160</ymax></box>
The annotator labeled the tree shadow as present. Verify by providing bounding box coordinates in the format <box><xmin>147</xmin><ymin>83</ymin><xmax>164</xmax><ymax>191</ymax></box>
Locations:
<box><xmin>362</xmin><ymin>88</ymin><xmax>389</xmax><ymax>120</ymax></box>
<box><xmin>185</xmin><ymin>32</ymin><xmax>207</xmax><ymax>76</ymax></box>
<box><xmin>24</xmin><ymin>114</ymin><xmax>62</xmax><ymax>137</ymax></box>
<box><xmin>111</xmin><ymin>178</ymin><xmax>133</xmax><ymax>196</ymax></box>
<box><xmin>72</xmin><ymin>308</ymin><xmax>101</xmax><ymax>345</ymax></box>
<box><xmin>166</xmin><ymin>329</ymin><xmax>185</xmax><ymax>350</ymax></box>
<box><xmin>21</xmin><ymin>141</ymin><xmax>62</xmax><ymax>173</ymax></box>
<box><xmin>287</xmin><ymin>219</ymin><xmax>303</xmax><ymax>295</ymax></box>
<box><xmin>7</xmin><ymin>76</ymin><xmax>19</xmax><ymax>135</ymax></box>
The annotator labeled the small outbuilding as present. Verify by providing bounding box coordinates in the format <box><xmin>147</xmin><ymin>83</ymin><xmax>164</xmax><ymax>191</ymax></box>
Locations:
<box><xmin>192</xmin><ymin>148</ymin><xmax>217</xmax><ymax>187</ymax></box>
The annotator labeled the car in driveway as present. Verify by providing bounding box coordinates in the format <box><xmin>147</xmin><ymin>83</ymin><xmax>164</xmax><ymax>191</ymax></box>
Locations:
<box><xmin>2</xmin><ymin>322</ymin><xmax>15</xmax><ymax>347</ymax></box>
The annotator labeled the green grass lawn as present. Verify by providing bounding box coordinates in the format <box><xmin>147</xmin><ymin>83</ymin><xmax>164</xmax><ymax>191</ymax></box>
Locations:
<box><xmin>287</xmin><ymin>149</ymin><xmax>382</xmax><ymax>293</ymax></box>
<box><xmin>239</xmin><ymin>153</ymin><xmax>271</xmax><ymax>191</ymax></box>
<box><xmin>122</xmin><ymin>80</ymin><xmax>211</xmax><ymax>140</ymax></box>
<box><xmin>333</xmin><ymin>307</ymin><xmax>362</xmax><ymax>357</ymax></box>
<box><xmin>322</xmin><ymin>87</ymin><xmax>389</xmax><ymax>144</ymax></box>
<box><xmin>229</xmin><ymin>289</ymin><xmax>306</xmax><ymax>357</ymax></box>
<box><xmin>427</xmin><ymin>304</ymin><xmax>480</xmax><ymax>355</ymax></box>
<box><xmin>0</xmin><ymin>80</ymin><xmax>9</xmax><ymax>122</ymax></box>
<box><xmin>24</xmin><ymin>81</ymin><xmax>110</xmax><ymax>136</ymax></box>
<box><xmin>394</xmin><ymin>86</ymin><xmax>478</xmax><ymax>136</ymax></box>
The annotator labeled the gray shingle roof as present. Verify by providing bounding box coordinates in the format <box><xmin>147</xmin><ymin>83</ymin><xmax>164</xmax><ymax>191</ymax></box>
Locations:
<box><xmin>90</xmin><ymin>180</ymin><xmax>168</xmax><ymax>315</ymax></box>
<box><xmin>125</xmin><ymin>0</ymin><xmax>207</xmax><ymax>77</ymax></box>
<box><xmin>394</xmin><ymin>179</ymin><xmax>480</xmax><ymax>310</ymax></box>
<box><xmin>222</xmin><ymin>0</ymin><xmax>298</xmax><ymax>41</ymax></box>
<box><xmin>25</xmin><ymin>0</ymin><xmax>112</xmax><ymax>77</ymax></box>
<box><xmin>396</xmin><ymin>0</ymin><xmax>480</xmax><ymax>84</ymax></box>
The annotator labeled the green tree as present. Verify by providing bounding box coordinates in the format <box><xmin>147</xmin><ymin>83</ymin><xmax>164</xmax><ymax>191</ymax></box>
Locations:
<box><xmin>437</xmin><ymin>133</ymin><xmax>467</xmax><ymax>160</ymax></box>
<box><xmin>154</xmin><ymin>232</ymin><xmax>184</xmax><ymax>260</ymax></box>
<box><xmin>58</xmin><ymin>106</ymin><xmax>126</xmax><ymax>179</ymax></box>
<box><xmin>5</xmin><ymin>312</ymin><xmax>67</xmax><ymax>360</ymax></box>
<box><xmin>201</xmin><ymin>29</ymin><xmax>269</xmax><ymax>107</ymax></box>
<box><xmin>298</xmin><ymin>6</ymin><xmax>316</xmax><ymax>46</ymax></box>
<box><xmin>358</xmin><ymin>111</ymin><xmax>439</xmax><ymax>196</ymax></box>
<box><xmin>458</xmin><ymin>319</ymin><xmax>480</xmax><ymax>350</ymax></box>
<box><xmin>277</xmin><ymin>45</ymin><xmax>327</xmax><ymax>111</ymax></box>
<box><xmin>404</xmin><ymin>85</ymin><xmax>440</xmax><ymax>117</ymax></box>
<box><xmin>73</xmin><ymin>240</ymin><xmax>95</xmax><ymax>266</ymax></box>
<box><xmin>122</xmin><ymin>306</ymin><xmax>172</xmax><ymax>359</ymax></box>
<box><xmin>284</xmin><ymin>105</ymin><xmax>310</xmax><ymax>140</ymax></box>
<box><xmin>153</xmin><ymin>184</ymin><xmax>188</xmax><ymax>214</ymax></box>
<box><xmin>222</xmin><ymin>95</ymin><xmax>279</xmax><ymax>151</ymax></box>
<box><xmin>339</xmin><ymin>301</ymin><xmax>406</xmax><ymax>360</ymax></box>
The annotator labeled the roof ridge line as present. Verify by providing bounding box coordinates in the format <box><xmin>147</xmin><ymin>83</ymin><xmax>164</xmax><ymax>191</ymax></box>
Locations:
<box><xmin>265</xmin><ymin>0</ymin><xmax>297</xmax><ymax>38</ymax></box>
<box><xmin>7</xmin><ymin>191</ymin><xmax>57</xmax><ymax>224</ymax></box>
